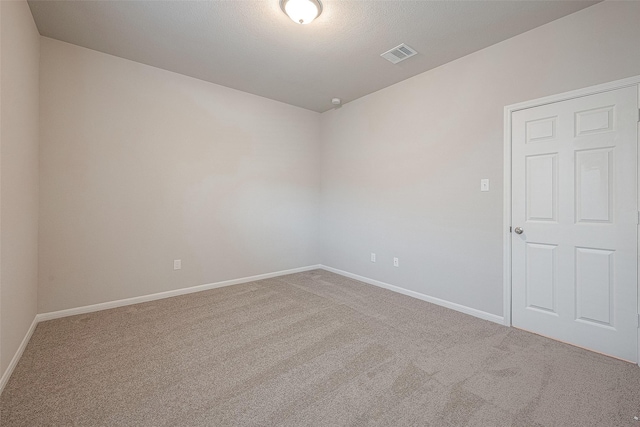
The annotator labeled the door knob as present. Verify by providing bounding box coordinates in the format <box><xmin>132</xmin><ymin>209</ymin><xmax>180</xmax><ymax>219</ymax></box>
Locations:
<box><xmin>514</xmin><ymin>227</ymin><xmax>524</xmax><ymax>234</ymax></box>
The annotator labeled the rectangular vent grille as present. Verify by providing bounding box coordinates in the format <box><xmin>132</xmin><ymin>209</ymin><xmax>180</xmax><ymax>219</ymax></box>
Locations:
<box><xmin>381</xmin><ymin>43</ymin><xmax>417</xmax><ymax>64</ymax></box>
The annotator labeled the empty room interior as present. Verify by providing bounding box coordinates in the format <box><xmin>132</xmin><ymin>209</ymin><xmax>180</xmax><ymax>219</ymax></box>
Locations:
<box><xmin>2</xmin><ymin>0</ymin><xmax>640</xmax><ymax>425</ymax></box>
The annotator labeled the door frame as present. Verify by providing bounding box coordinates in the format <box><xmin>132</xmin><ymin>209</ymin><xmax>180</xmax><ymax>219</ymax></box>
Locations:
<box><xmin>503</xmin><ymin>75</ymin><xmax>640</xmax><ymax>364</ymax></box>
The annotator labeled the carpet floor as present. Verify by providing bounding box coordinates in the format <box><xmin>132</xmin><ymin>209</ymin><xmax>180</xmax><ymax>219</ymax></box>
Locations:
<box><xmin>1</xmin><ymin>269</ymin><xmax>639</xmax><ymax>426</ymax></box>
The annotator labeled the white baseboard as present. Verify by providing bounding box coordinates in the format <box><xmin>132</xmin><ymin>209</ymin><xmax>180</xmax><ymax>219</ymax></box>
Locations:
<box><xmin>36</xmin><ymin>264</ymin><xmax>322</xmax><ymax>322</ymax></box>
<box><xmin>2</xmin><ymin>263</ymin><xmax>502</xmax><ymax>396</ymax></box>
<box><xmin>0</xmin><ymin>316</ymin><xmax>38</xmax><ymax>395</ymax></box>
<box><xmin>1</xmin><ymin>265</ymin><xmax>320</xmax><ymax>396</ymax></box>
<box><xmin>319</xmin><ymin>265</ymin><xmax>505</xmax><ymax>325</ymax></box>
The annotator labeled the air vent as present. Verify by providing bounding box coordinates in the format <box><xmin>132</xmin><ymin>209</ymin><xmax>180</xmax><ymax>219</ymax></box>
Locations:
<box><xmin>380</xmin><ymin>43</ymin><xmax>418</xmax><ymax>64</ymax></box>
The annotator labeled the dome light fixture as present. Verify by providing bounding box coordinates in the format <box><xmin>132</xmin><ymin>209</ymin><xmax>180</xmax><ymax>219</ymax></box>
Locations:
<box><xmin>280</xmin><ymin>0</ymin><xmax>322</xmax><ymax>25</ymax></box>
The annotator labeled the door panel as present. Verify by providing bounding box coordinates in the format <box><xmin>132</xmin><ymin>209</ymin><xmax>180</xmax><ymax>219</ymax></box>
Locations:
<box><xmin>575</xmin><ymin>148</ymin><xmax>612</xmax><ymax>223</ymax></box>
<box><xmin>512</xmin><ymin>86</ymin><xmax>638</xmax><ymax>362</ymax></box>
<box><xmin>525</xmin><ymin>242</ymin><xmax>557</xmax><ymax>314</ymax></box>
<box><xmin>526</xmin><ymin>154</ymin><xmax>558</xmax><ymax>221</ymax></box>
<box><xmin>575</xmin><ymin>247</ymin><xmax>614</xmax><ymax>326</ymax></box>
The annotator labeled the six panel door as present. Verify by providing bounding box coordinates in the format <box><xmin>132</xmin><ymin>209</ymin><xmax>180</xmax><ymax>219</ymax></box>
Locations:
<box><xmin>511</xmin><ymin>86</ymin><xmax>638</xmax><ymax>362</ymax></box>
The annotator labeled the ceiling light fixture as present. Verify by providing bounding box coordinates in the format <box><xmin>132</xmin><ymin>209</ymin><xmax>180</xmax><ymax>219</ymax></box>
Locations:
<box><xmin>280</xmin><ymin>0</ymin><xmax>322</xmax><ymax>25</ymax></box>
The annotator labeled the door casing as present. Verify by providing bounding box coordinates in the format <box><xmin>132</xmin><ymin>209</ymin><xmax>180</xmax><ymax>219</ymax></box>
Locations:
<box><xmin>503</xmin><ymin>75</ymin><xmax>640</xmax><ymax>365</ymax></box>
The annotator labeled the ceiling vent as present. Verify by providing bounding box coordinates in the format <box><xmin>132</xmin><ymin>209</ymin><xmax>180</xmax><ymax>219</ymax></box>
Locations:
<box><xmin>380</xmin><ymin>43</ymin><xmax>418</xmax><ymax>64</ymax></box>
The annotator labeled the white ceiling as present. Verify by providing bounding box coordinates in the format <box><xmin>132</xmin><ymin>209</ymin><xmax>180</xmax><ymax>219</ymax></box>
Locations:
<box><xmin>28</xmin><ymin>0</ymin><xmax>599</xmax><ymax>112</ymax></box>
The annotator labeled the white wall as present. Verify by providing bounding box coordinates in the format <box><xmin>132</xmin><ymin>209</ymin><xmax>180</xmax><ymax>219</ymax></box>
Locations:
<box><xmin>319</xmin><ymin>1</ymin><xmax>640</xmax><ymax>318</ymax></box>
<box><xmin>30</xmin><ymin>1</ymin><xmax>640</xmax><ymax>321</ymax></box>
<box><xmin>0</xmin><ymin>0</ymin><xmax>40</xmax><ymax>376</ymax></box>
<box><xmin>38</xmin><ymin>38</ymin><xmax>321</xmax><ymax>313</ymax></box>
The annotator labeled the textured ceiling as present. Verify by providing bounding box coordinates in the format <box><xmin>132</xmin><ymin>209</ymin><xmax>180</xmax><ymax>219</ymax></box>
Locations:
<box><xmin>28</xmin><ymin>0</ymin><xmax>599</xmax><ymax>112</ymax></box>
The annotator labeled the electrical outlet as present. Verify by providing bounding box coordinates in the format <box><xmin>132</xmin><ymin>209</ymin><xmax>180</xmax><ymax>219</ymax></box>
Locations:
<box><xmin>393</xmin><ymin>257</ymin><xmax>399</xmax><ymax>267</ymax></box>
<box><xmin>174</xmin><ymin>259</ymin><xmax>181</xmax><ymax>270</ymax></box>
<box><xmin>371</xmin><ymin>253</ymin><xmax>376</xmax><ymax>263</ymax></box>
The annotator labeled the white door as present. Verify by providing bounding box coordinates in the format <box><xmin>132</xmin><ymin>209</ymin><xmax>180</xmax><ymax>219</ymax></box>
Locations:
<box><xmin>512</xmin><ymin>86</ymin><xmax>638</xmax><ymax>362</ymax></box>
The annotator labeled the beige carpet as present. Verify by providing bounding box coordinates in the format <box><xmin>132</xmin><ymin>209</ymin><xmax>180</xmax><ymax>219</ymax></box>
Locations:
<box><xmin>2</xmin><ymin>269</ymin><xmax>639</xmax><ymax>426</ymax></box>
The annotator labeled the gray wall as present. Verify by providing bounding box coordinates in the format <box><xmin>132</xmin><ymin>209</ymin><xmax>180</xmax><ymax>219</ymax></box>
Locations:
<box><xmin>319</xmin><ymin>1</ymin><xmax>640</xmax><ymax>318</ymax></box>
<box><xmin>0</xmin><ymin>0</ymin><xmax>40</xmax><ymax>376</ymax></box>
<box><xmin>32</xmin><ymin>1</ymin><xmax>640</xmax><ymax>321</ymax></box>
<box><xmin>38</xmin><ymin>38</ymin><xmax>321</xmax><ymax>313</ymax></box>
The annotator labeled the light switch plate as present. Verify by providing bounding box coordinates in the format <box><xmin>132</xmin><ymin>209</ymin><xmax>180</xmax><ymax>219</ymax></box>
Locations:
<box><xmin>480</xmin><ymin>179</ymin><xmax>490</xmax><ymax>192</ymax></box>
